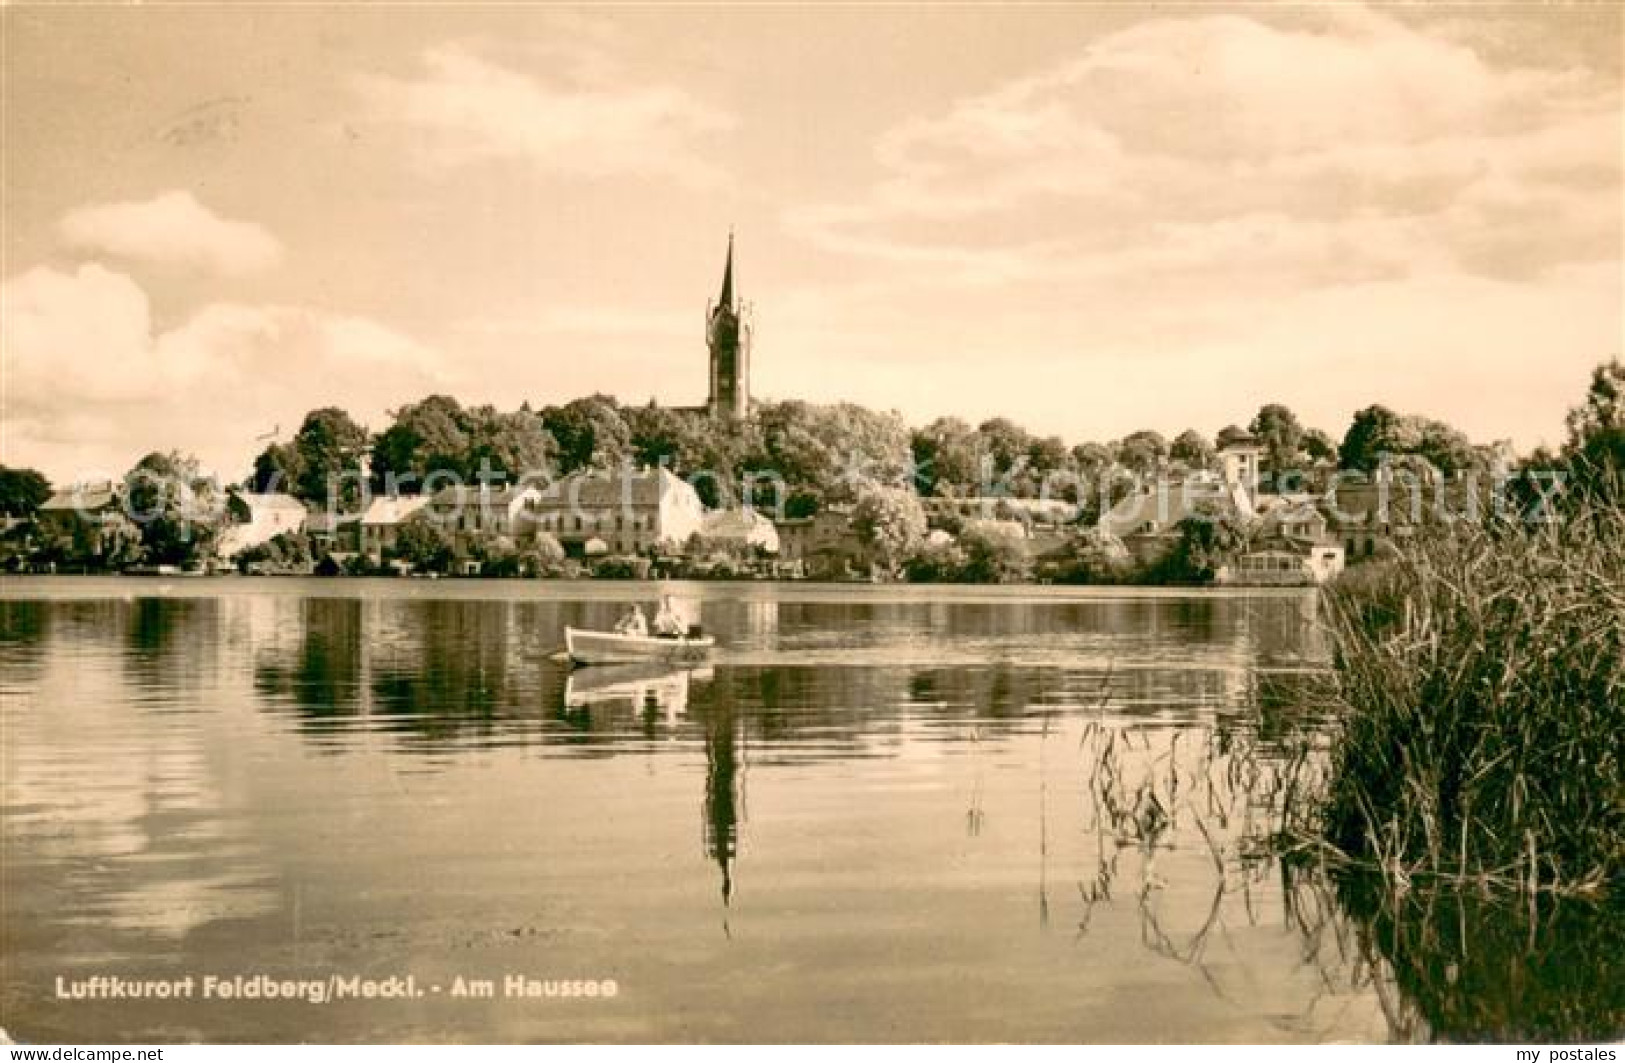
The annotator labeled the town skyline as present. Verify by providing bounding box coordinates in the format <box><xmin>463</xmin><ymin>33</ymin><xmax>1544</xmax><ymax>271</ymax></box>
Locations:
<box><xmin>4</xmin><ymin>3</ymin><xmax>1621</xmax><ymax>483</ymax></box>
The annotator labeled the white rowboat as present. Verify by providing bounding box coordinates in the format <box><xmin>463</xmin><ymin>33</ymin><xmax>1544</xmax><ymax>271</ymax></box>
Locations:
<box><xmin>564</xmin><ymin>626</ymin><xmax>715</xmax><ymax>667</ymax></box>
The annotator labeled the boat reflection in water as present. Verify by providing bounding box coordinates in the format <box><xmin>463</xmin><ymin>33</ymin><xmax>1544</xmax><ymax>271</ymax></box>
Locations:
<box><xmin>562</xmin><ymin>662</ymin><xmax>714</xmax><ymax>724</ymax></box>
<box><xmin>559</xmin><ymin>661</ymin><xmax>741</xmax><ymax>921</ymax></box>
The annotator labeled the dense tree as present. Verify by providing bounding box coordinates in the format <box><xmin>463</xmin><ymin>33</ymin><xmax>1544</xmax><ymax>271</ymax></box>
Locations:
<box><xmin>1153</xmin><ymin>502</ymin><xmax>1250</xmax><ymax>584</ymax></box>
<box><xmin>920</xmin><ymin>416</ymin><xmax>1065</xmax><ymax>498</ymax></box>
<box><xmin>541</xmin><ymin>394</ymin><xmax>631</xmax><ymax>474</ymax></box>
<box><xmin>1169</xmin><ymin>430</ymin><xmax>1215</xmax><ymax>470</ymax></box>
<box><xmin>1416</xmin><ymin>420</ymin><xmax>1477</xmax><ymax>475</ymax></box>
<box><xmin>463</xmin><ymin>406</ymin><xmax>556</xmax><ymax>482</ymax></box>
<box><xmin>251</xmin><ymin>443</ymin><xmax>303</xmax><ymax>497</ymax></box>
<box><xmin>912</xmin><ymin>417</ymin><xmax>981</xmax><ymax>497</ymax></box>
<box><xmin>0</xmin><ymin>466</ymin><xmax>51</xmax><ymax>517</ymax></box>
<box><xmin>1340</xmin><ymin>405</ymin><xmax>1403</xmax><ymax>472</ymax></box>
<box><xmin>851</xmin><ymin>481</ymin><xmax>927</xmax><ymax>576</ymax></box>
<box><xmin>1301</xmin><ymin>427</ymin><xmax>1339</xmax><ymax>463</ymax></box>
<box><xmin>237</xmin><ymin>530</ymin><xmax>314</xmax><ymax>568</ymax></box>
<box><xmin>486</xmin><ymin>532</ymin><xmax>570</xmax><ymax>579</ymax></box>
<box><xmin>123</xmin><ymin>451</ymin><xmax>224</xmax><ymax>565</ymax></box>
<box><xmin>754</xmin><ymin>401</ymin><xmax>840</xmax><ymax>492</ymax></box>
<box><xmin>1026</xmin><ymin>435</ymin><xmax>1069</xmax><ymax>476</ymax></box>
<box><xmin>821</xmin><ymin>403</ymin><xmax>914</xmax><ymax>492</ymax></box>
<box><xmin>1250</xmin><ymin>403</ymin><xmax>1305</xmax><ymax>479</ymax></box>
<box><xmin>390</xmin><ymin>517</ymin><xmax>456</xmax><ymax>572</ymax></box>
<box><xmin>1562</xmin><ymin>358</ymin><xmax>1625</xmax><ymax>496</ymax></box>
<box><xmin>621</xmin><ymin>403</ymin><xmax>762</xmax><ymax>508</ymax></box>
<box><xmin>1565</xmin><ymin>358</ymin><xmax>1625</xmax><ymax>450</ymax></box>
<box><xmin>1116</xmin><ymin>430</ymin><xmax>1168</xmax><ymax>476</ymax></box>
<box><xmin>624</xmin><ymin>404</ymin><xmax>706</xmax><ymax>471</ymax></box>
<box><xmin>1339</xmin><ymin>404</ymin><xmax>1478</xmax><ymax>476</ymax></box>
<box><xmin>367</xmin><ymin>397</ymin><xmax>556</xmax><ymax>493</ymax></box>
<box><xmin>975</xmin><ymin>417</ymin><xmax>1032</xmax><ymax>482</ymax></box>
<box><xmin>902</xmin><ymin>539</ymin><xmax>964</xmax><ymax>583</ymax></box>
<box><xmin>956</xmin><ymin>522</ymin><xmax>1033</xmax><ymax>584</ymax></box>
<box><xmin>371</xmin><ymin>395</ymin><xmax>472</xmax><ymax>490</ymax></box>
<box><xmin>1048</xmin><ymin>529</ymin><xmax>1134</xmax><ymax>585</ymax></box>
<box><xmin>742</xmin><ymin>401</ymin><xmax>911</xmax><ymax>509</ymax></box>
<box><xmin>251</xmin><ymin>407</ymin><xmax>371</xmax><ymax>509</ymax></box>
<box><xmin>1070</xmin><ymin>442</ymin><xmax>1112</xmax><ymax>480</ymax></box>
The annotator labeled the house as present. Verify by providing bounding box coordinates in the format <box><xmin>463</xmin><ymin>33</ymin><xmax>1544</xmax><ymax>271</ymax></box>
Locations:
<box><xmin>359</xmin><ymin>495</ymin><xmax>431</xmax><ymax>557</ymax></box>
<box><xmin>305</xmin><ymin>511</ymin><xmax>362</xmax><ymax>553</ymax></box>
<box><xmin>1215</xmin><ymin>425</ymin><xmax>1262</xmax><ymax>516</ymax></box>
<box><xmin>697</xmin><ymin>508</ymin><xmax>781</xmax><ymax>554</ymax></box>
<box><xmin>527</xmin><ymin>466</ymin><xmax>705</xmax><ymax>557</ymax></box>
<box><xmin>1254</xmin><ymin>495</ymin><xmax>1329</xmax><ymax>545</ymax></box>
<box><xmin>773</xmin><ymin>505</ymin><xmax>866</xmax><ymax>579</ymax></box>
<box><xmin>1217</xmin><ymin>543</ymin><xmax>1345</xmax><ymax>586</ymax></box>
<box><xmin>426</xmin><ymin>484</ymin><xmax>544</xmax><ymax>538</ymax></box>
<box><xmin>36</xmin><ymin>481</ymin><xmax>120</xmax><ymax>533</ymax></box>
<box><xmin>35</xmin><ymin>481</ymin><xmax>124</xmax><ymax>556</ymax></box>
<box><xmin>1095</xmin><ymin>428</ymin><xmax>1267</xmax><ymax>566</ymax></box>
<box><xmin>216</xmin><ymin>491</ymin><xmax>307</xmax><ymax>558</ymax></box>
<box><xmin>1321</xmin><ymin>467</ymin><xmax>1490</xmax><ymax>563</ymax></box>
<box><xmin>1096</xmin><ymin>477</ymin><xmax>1233</xmax><ymax>564</ymax></box>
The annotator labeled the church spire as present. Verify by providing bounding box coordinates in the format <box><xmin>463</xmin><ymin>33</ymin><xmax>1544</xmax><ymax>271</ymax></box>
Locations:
<box><xmin>706</xmin><ymin>231</ymin><xmax>749</xmax><ymax>421</ymax></box>
<box><xmin>718</xmin><ymin>230</ymin><xmax>734</xmax><ymax>309</ymax></box>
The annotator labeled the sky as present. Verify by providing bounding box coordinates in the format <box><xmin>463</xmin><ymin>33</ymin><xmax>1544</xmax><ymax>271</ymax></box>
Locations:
<box><xmin>2</xmin><ymin>3</ymin><xmax>1620</xmax><ymax>483</ymax></box>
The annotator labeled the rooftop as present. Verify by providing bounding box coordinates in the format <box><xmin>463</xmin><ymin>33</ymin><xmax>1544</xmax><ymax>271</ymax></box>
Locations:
<box><xmin>1216</xmin><ymin>425</ymin><xmax>1259</xmax><ymax>449</ymax></box>
<box><xmin>360</xmin><ymin>495</ymin><xmax>430</xmax><ymax>525</ymax></box>
<box><xmin>40</xmin><ymin>482</ymin><xmax>119</xmax><ymax>512</ymax></box>
<box><xmin>534</xmin><ymin>467</ymin><xmax>696</xmax><ymax>509</ymax></box>
<box><xmin>428</xmin><ymin>483</ymin><xmax>542</xmax><ymax>508</ymax></box>
<box><xmin>1097</xmin><ymin>479</ymin><xmax>1233</xmax><ymax>538</ymax></box>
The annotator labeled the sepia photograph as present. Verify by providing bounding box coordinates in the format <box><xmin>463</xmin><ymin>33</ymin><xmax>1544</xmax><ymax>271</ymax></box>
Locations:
<box><xmin>1</xmin><ymin>1</ymin><xmax>1621</xmax><ymax>1047</ymax></box>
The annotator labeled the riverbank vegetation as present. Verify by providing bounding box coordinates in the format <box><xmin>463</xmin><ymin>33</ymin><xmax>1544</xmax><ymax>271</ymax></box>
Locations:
<box><xmin>1313</xmin><ymin>493</ymin><xmax>1623</xmax><ymax>894</ymax></box>
<box><xmin>1302</xmin><ymin>363</ymin><xmax>1624</xmax><ymax>896</ymax></box>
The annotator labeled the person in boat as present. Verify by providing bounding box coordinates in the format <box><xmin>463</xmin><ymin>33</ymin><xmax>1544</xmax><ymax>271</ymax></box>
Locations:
<box><xmin>613</xmin><ymin>603</ymin><xmax>648</xmax><ymax>637</ymax></box>
<box><xmin>652</xmin><ymin>595</ymin><xmax>686</xmax><ymax>639</ymax></box>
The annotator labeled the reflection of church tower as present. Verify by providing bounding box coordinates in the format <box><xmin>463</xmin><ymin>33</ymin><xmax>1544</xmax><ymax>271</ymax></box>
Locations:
<box><xmin>706</xmin><ymin>233</ymin><xmax>751</xmax><ymax>421</ymax></box>
<box><xmin>702</xmin><ymin>689</ymin><xmax>742</xmax><ymax>908</ymax></box>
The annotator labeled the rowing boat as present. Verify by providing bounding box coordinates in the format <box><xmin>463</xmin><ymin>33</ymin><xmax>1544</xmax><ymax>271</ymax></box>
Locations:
<box><xmin>564</xmin><ymin>626</ymin><xmax>715</xmax><ymax>666</ymax></box>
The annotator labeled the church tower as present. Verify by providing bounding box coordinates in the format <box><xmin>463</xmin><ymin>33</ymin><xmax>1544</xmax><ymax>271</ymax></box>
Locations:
<box><xmin>706</xmin><ymin>233</ymin><xmax>751</xmax><ymax>420</ymax></box>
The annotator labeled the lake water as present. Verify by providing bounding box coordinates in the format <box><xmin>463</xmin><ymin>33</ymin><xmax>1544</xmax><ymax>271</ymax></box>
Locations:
<box><xmin>0</xmin><ymin>577</ymin><xmax>1584</xmax><ymax>1043</ymax></box>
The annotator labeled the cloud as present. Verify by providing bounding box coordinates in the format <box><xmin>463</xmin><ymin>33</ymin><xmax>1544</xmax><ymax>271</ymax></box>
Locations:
<box><xmin>455</xmin><ymin>305</ymin><xmax>692</xmax><ymax>340</ymax></box>
<box><xmin>58</xmin><ymin>191</ymin><xmax>283</xmax><ymax>276</ymax></box>
<box><xmin>762</xmin><ymin>4</ymin><xmax>1621</xmax><ymax>450</ymax></box>
<box><xmin>755</xmin><ymin>260</ymin><xmax>1618</xmax><ymax>454</ymax></box>
<box><xmin>357</xmin><ymin>44</ymin><xmax>734</xmax><ymax>187</ymax></box>
<box><xmin>788</xmin><ymin>6</ymin><xmax>1620</xmax><ymax>287</ymax></box>
<box><xmin>1</xmin><ymin>263</ymin><xmax>445</xmax><ymax>481</ymax></box>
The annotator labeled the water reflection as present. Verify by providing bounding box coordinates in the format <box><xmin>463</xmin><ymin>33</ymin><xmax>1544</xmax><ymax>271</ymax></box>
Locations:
<box><xmin>254</xmin><ymin>598</ymin><xmax>364</xmax><ymax>718</ymax></box>
<box><xmin>562</xmin><ymin>663</ymin><xmax>709</xmax><ymax>723</ymax></box>
<box><xmin>1327</xmin><ymin>880</ymin><xmax>1625</xmax><ymax>1042</ymax></box>
<box><xmin>3</xmin><ymin>598</ymin><xmax>277</xmax><ymax>945</ymax></box>
<box><xmin>701</xmin><ymin>681</ymin><xmax>742</xmax><ymax>914</ymax></box>
<box><xmin>1</xmin><ymin>581</ymin><xmax>1612</xmax><ymax>1042</ymax></box>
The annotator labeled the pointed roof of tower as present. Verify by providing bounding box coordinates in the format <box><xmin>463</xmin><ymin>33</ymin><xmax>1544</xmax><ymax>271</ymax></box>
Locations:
<box><xmin>717</xmin><ymin>231</ymin><xmax>734</xmax><ymax>309</ymax></box>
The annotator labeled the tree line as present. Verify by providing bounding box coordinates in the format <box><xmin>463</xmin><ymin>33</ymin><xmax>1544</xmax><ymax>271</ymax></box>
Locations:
<box><xmin>227</xmin><ymin>391</ymin><xmax>1530</xmax><ymax>516</ymax></box>
<box><xmin>3</xmin><ymin>359</ymin><xmax>1620</xmax><ymax>576</ymax></box>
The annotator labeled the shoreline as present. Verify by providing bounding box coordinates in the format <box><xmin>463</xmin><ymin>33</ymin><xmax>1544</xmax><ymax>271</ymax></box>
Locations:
<box><xmin>0</xmin><ymin>572</ymin><xmax>1320</xmax><ymax>603</ymax></box>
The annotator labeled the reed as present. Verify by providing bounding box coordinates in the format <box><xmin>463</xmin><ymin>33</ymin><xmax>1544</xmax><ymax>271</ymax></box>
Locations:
<box><xmin>1310</xmin><ymin>497</ymin><xmax>1625</xmax><ymax>895</ymax></box>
